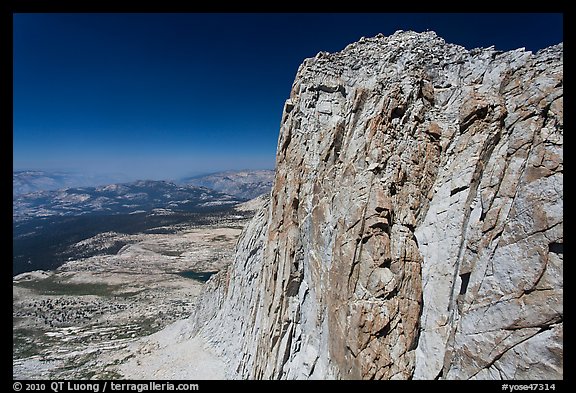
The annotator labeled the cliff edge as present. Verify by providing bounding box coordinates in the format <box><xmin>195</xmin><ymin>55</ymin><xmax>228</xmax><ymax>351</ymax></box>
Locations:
<box><xmin>192</xmin><ymin>31</ymin><xmax>563</xmax><ymax>380</ymax></box>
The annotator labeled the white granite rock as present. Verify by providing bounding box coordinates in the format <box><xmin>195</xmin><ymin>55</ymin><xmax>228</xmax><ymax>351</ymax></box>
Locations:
<box><xmin>192</xmin><ymin>31</ymin><xmax>563</xmax><ymax>380</ymax></box>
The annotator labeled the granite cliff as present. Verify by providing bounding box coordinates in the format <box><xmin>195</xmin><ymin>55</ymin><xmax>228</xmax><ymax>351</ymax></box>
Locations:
<box><xmin>191</xmin><ymin>31</ymin><xmax>563</xmax><ymax>380</ymax></box>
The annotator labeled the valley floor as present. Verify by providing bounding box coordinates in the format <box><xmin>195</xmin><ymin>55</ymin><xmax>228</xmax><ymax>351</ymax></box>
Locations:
<box><xmin>12</xmin><ymin>212</ymin><xmax>250</xmax><ymax>379</ymax></box>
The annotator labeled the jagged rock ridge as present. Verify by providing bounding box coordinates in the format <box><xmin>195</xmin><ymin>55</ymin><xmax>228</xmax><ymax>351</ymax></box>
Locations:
<box><xmin>192</xmin><ymin>31</ymin><xmax>563</xmax><ymax>380</ymax></box>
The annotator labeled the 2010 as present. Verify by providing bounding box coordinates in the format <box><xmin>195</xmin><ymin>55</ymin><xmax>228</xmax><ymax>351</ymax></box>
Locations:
<box><xmin>25</xmin><ymin>384</ymin><xmax>45</xmax><ymax>391</ymax></box>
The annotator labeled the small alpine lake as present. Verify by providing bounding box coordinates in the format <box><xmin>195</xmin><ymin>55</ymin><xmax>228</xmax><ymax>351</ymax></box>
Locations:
<box><xmin>176</xmin><ymin>270</ymin><xmax>218</xmax><ymax>282</ymax></box>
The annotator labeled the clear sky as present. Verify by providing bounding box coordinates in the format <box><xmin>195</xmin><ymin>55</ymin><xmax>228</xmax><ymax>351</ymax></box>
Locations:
<box><xmin>13</xmin><ymin>13</ymin><xmax>563</xmax><ymax>181</ymax></box>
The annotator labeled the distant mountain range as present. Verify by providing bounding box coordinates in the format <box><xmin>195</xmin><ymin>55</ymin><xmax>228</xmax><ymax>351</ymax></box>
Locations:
<box><xmin>180</xmin><ymin>169</ymin><xmax>274</xmax><ymax>200</ymax></box>
<box><xmin>13</xmin><ymin>171</ymin><xmax>130</xmax><ymax>197</ymax></box>
<box><xmin>12</xmin><ymin>170</ymin><xmax>273</xmax><ymax>276</ymax></box>
<box><xmin>13</xmin><ymin>179</ymin><xmax>239</xmax><ymax>222</ymax></box>
<box><xmin>14</xmin><ymin>169</ymin><xmax>275</xmax><ymax>201</ymax></box>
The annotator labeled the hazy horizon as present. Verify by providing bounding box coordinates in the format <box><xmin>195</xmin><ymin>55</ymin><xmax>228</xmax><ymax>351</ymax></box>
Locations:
<box><xmin>13</xmin><ymin>166</ymin><xmax>276</xmax><ymax>186</ymax></box>
<box><xmin>13</xmin><ymin>163</ymin><xmax>275</xmax><ymax>180</ymax></box>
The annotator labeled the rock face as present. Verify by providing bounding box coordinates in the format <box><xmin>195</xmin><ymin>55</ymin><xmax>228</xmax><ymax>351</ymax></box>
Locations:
<box><xmin>192</xmin><ymin>31</ymin><xmax>563</xmax><ymax>379</ymax></box>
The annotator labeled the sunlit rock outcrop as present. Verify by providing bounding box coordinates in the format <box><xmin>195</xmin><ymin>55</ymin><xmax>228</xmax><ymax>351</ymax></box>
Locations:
<box><xmin>192</xmin><ymin>31</ymin><xmax>563</xmax><ymax>380</ymax></box>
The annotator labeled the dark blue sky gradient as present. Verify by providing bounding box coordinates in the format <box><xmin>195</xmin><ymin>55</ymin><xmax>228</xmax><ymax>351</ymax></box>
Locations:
<box><xmin>13</xmin><ymin>13</ymin><xmax>563</xmax><ymax>181</ymax></box>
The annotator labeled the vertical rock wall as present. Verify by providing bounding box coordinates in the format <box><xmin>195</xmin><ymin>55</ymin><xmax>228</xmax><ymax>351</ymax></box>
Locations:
<box><xmin>192</xmin><ymin>31</ymin><xmax>563</xmax><ymax>380</ymax></box>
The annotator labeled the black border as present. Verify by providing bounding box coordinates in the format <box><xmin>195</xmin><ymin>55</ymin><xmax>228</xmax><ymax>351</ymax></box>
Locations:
<box><xmin>5</xmin><ymin>3</ymin><xmax>568</xmax><ymax>386</ymax></box>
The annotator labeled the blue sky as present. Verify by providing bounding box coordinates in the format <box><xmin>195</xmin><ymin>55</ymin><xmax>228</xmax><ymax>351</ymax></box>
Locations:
<box><xmin>13</xmin><ymin>13</ymin><xmax>563</xmax><ymax>181</ymax></box>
